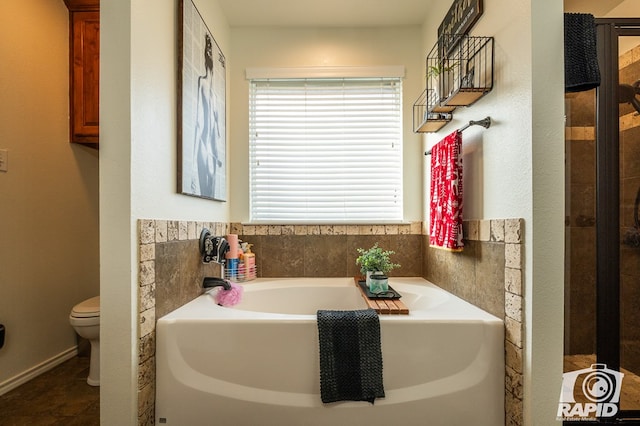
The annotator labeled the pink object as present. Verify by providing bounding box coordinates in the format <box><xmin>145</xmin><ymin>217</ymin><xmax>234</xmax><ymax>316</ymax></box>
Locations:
<box><xmin>226</xmin><ymin>234</ymin><xmax>239</xmax><ymax>259</ymax></box>
<box><xmin>429</xmin><ymin>130</ymin><xmax>463</xmax><ymax>251</ymax></box>
<box><xmin>214</xmin><ymin>282</ymin><xmax>244</xmax><ymax>307</ymax></box>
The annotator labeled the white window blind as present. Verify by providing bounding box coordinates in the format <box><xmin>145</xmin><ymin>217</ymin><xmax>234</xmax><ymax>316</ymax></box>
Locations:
<box><xmin>249</xmin><ymin>77</ymin><xmax>403</xmax><ymax>223</ymax></box>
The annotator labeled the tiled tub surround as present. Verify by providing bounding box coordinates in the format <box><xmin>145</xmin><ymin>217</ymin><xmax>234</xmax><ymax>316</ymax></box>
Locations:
<box><xmin>137</xmin><ymin>220</ymin><xmax>229</xmax><ymax>425</ymax></box>
<box><xmin>136</xmin><ymin>219</ymin><xmax>524</xmax><ymax>426</ymax></box>
<box><xmin>424</xmin><ymin>218</ymin><xmax>524</xmax><ymax>426</ymax></box>
<box><xmin>136</xmin><ymin>220</ymin><xmax>422</xmax><ymax>424</ymax></box>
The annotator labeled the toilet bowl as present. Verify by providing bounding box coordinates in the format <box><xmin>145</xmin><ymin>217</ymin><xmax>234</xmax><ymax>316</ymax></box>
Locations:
<box><xmin>69</xmin><ymin>296</ymin><xmax>100</xmax><ymax>386</ymax></box>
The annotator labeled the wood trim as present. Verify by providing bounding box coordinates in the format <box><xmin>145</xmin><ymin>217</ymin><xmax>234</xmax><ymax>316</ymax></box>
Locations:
<box><xmin>64</xmin><ymin>0</ymin><xmax>99</xmax><ymax>11</ymax></box>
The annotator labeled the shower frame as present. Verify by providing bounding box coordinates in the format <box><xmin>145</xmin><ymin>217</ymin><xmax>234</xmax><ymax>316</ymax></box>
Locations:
<box><xmin>577</xmin><ymin>18</ymin><xmax>640</xmax><ymax>424</ymax></box>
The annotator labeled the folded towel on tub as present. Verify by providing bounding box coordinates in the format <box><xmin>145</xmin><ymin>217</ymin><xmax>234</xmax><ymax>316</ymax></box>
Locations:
<box><xmin>429</xmin><ymin>129</ymin><xmax>464</xmax><ymax>251</ymax></box>
<box><xmin>316</xmin><ymin>309</ymin><xmax>385</xmax><ymax>404</ymax></box>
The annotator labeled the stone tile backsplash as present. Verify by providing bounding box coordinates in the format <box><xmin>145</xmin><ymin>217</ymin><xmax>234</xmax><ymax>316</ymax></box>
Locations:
<box><xmin>242</xmin><ymin>234</ymin><xmax>423</xmax><ymax>278</ymax></box>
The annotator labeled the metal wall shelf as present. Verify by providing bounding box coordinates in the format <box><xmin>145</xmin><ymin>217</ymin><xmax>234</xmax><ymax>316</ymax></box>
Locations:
<box><xmin>412</xmin><ymin>89</ymin><xmax>452</xmax><ymax>133</ymax></box>
<box><xmin>413</xmin><ymin>34</ymin><xmax>494</xmax><ymax>133</ymax></box>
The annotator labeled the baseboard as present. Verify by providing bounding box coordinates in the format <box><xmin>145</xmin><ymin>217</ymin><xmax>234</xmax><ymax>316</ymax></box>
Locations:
<box><xmin>0</xmin><ymin>346</ymin><xmax>78</xmax><ymax>396</ymax></box>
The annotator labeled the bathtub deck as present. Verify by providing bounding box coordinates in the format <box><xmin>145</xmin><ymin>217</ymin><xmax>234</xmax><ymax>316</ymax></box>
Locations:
<box><xmin>353</xmin><ymin>278</ymin><xmax>409</xmax><ymax>314</ymax></box>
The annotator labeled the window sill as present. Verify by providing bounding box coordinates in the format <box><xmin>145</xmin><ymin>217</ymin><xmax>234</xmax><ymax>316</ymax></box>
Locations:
<box><xmin>231</xmin><ymin>221</ymin><xmax>425</xmax><ymax>236</ymax></box>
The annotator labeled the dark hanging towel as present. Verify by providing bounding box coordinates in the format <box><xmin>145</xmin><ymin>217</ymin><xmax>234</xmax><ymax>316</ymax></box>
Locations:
<box><xmin>317</xmin><ymin>309</ymin><xmax>385</xmax><ymax>404</ymax></box>
<box><xmin>564</xmin><ymin>13</ymin><xmax>601</xmax><ymax>93</ymax></box>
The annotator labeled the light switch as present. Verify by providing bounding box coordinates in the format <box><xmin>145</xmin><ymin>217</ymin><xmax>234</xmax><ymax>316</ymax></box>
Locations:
<box><xmin>0</xmin><ymin>149</ymin><xmax>7</xmax><ymax>172</ymax></box>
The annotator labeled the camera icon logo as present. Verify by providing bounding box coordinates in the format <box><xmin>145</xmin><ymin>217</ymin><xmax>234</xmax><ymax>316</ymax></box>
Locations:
<box><xmin>558</xmin><ymin>363</ymin><xmax>624</xmax><ymax>420</ymax></box>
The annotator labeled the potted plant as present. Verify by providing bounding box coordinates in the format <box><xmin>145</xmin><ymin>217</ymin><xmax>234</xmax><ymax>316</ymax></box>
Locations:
<box><xmin>427</xmin><ymin>61</ymin><xmax>457</xmax><ymax>104</ymax></box>
<box><xmin>427</xmin><ymin>62</ymin><xmax>456</xmax><ymax>79</ymax></box>
<box><xmin>355</xmin><ymin>243</ymin><xmax>400</xmax><ymax>288</ymax></box>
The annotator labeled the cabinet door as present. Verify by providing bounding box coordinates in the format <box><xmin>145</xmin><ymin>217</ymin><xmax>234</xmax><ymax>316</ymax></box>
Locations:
<box><xmin>70</xmin><ymin>11</ymin><xmax>99</xmax><ymax>145</ymax></box>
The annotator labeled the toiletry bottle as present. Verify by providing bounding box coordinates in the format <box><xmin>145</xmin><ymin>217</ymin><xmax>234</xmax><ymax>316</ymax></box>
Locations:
<box><xmin>243</xmin><ymin>244</ymin><xmax>256</xmax><ymax>279</ymax></box>
<box><xmin>225</xmin><ymin>234</ymin><xmax>239</xmax><ymax>279</ymax></box>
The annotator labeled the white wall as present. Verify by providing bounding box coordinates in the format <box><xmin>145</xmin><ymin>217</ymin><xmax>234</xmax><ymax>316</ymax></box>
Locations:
<box><xmin>422</xmin><ymin>2</ymin><xmax>536</xmax><ymax>221</ymax></box>
<box><xmin>0</xmin><ymin>0</ymin><xmax>100</xmax><ymax>392</ymax></box>
<box><xmin>228</xmin><ymin>26</ymin><xmax>424</xmax><ymax>223</ymax></box>
<box><xmin>421</xmin><ymin>0</ymin><xmax>565</xmax><ymax>424</ymax></box>
<box><xmin>130</xmin><ymin>1</ymin><xmax>231</xmax><ymax>222</ymax></box>
<box><xmin>528</xmin><ymin>0</ymin><xmax>566</xmax><ymax>423</ymax></box>
<box><xmin>100</xmin><ymin>0</ymin><xmax>230</xmax><ymax>423</ymax></box>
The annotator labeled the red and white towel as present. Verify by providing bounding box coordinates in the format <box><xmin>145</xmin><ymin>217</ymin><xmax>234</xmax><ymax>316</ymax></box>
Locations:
<box><xmin>429</xmin><ymin>130</ymin><xmax>463</xmax><ymax>251</ymax></box>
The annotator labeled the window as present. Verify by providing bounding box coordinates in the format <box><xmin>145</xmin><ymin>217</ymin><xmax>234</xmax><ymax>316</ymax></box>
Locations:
<box><xmin>249</xmin><ymin>75</ymin><xmax>403</xmax><ymax>223</ymax></box>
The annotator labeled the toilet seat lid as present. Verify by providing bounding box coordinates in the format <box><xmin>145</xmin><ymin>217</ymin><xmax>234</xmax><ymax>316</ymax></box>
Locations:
<box><xmin>71</xmin><ymin>296</ymin><xmax>100</xmax><ymax>318</ymax></box>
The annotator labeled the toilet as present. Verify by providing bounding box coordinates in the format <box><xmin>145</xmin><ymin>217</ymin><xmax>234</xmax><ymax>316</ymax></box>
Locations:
<box><xmin>69</xmin><ymin>296</ymin><xmax>100</xmax><ymax>386</ymax></box>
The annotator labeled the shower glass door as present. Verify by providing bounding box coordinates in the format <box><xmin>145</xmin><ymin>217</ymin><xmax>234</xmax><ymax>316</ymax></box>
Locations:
<box><xmin>564</xmin><ymin>83</ymin><xmax>599</xmax><ymax>420</ymax></box>
<box><xmin>618</xmin><ymin>31</ymin><xmax>640</xmax><ymax>415</ymax></box>
<box><xmin>565</xmin><ymin>19</ymin><xmax>640</xmax><ymax>423</ymax></box>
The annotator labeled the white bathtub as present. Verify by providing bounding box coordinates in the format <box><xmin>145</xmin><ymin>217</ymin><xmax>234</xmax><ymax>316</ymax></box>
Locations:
<box><xmin>155</xmin><ymin>277</ymin><xmax>504</xmax><ymax>426</ymax></box>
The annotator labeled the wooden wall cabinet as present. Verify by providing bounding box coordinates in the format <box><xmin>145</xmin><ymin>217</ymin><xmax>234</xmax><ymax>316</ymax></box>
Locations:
<box><xmin>64</xmin><ymin>0</ymin><xmax>99</xmax><ymax>147</ymax></box>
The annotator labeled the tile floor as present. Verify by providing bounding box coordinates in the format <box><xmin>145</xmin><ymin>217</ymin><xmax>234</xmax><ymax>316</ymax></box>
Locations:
<box><xmin>0</xmin><ymin>356</ymin><xmax>99</xmax><ymax>426</ymax></box>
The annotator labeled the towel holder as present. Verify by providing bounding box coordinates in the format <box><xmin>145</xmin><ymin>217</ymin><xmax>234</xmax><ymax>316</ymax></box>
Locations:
<box><xmin>424</xmin><ymin>116</ymin><xmax>491</xmax><ymax>156</ymax></box>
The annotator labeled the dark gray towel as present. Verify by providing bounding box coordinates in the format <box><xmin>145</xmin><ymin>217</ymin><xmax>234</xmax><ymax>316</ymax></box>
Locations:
<box><xmin>564</xmin><ymin>13</ymin><xmax>601</xmax><ymax>93</ymax></box>
<box><xmin>317</xmin><ymin>309</ymin><xmax>385</xmax><ymax>404</ymax></box>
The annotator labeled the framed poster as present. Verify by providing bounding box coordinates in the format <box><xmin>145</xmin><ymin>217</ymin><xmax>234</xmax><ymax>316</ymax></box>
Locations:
<box><xmin>178</xmin><ymin>0</ymin><xmax>226</xmax><ymax>201</ymax></box>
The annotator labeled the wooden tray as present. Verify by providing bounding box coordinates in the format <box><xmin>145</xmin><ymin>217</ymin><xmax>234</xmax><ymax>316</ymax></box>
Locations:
<box><xmin>353</xmin><ymin>278</ymin><xmax>409</xmax><ymax>315</ymax></box>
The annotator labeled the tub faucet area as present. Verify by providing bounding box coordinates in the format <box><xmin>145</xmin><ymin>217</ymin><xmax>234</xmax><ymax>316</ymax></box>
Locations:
<box><xmin>203</xmin><ymin>277</ymin><xmax>231</xmax><ymax>291</ymax></box>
